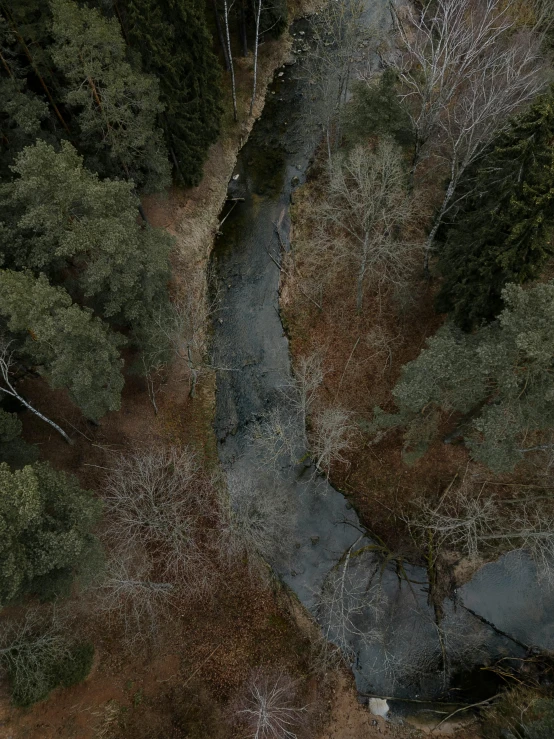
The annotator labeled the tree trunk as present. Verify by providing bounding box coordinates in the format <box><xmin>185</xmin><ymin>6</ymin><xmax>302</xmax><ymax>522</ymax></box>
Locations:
<box><xmin>250</xmin><ymin>0</ymin><xmax>262</xmax><ymax>115</ymax></box>
<box><xmin>423</xmin><ymin>177</ymin><xmax>456</xmax><ymax>273</ymax></box>
<box><xmin>2</xmin><ymin>8</ymin><xmax>70</xmax><ymax>134</ymax></box>
<box><xmin>239</xmin><ymin>0</ymin><xmax>248</xmax><ymax>57</ymax></box>
<box><xmin>212</xmin><ymin>0</ymin><xmax>231</xmax><ymax>71</ymax></box>
<box><xmin>0</xmin><ymin>385</ymin><xmax>73</xmax><ymax>445</ymax></box>
<box><xmin>223</xmin><ymin>0</ymin><xmax>238</xmax><ymax>122</ymax></box>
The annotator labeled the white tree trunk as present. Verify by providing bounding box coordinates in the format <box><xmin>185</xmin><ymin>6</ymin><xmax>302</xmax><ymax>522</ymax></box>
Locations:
<box><xmin>223</xmin><ymin>0</ymin><xmax>238</xmax><ymax>122</ymax></box>
<box><xmin>250</xmin><ymin>0</ymin><xmax>262</xmax><ymax>116</ymax></box>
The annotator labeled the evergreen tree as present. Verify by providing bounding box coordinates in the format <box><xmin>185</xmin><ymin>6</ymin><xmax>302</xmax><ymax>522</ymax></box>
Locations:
<box><xmin>0</xmin><ymin>461</ymin><xmax>101</xmax><ymax>606</ymax></box>
<box><xmin>344</xmin><ymin>70</ymin><xmax>414</xmax><ymax>149</ymax></box>
<box><xmin>1</xmin><ymin>140</ymin><xmax>172</xmax><ymax>335</ymax></box>
<box><xmin>0</xmin><ymin>406</ymin><xmax>37</xmax><ymax>468</ymax></box>
<box><xmin>123</xmin><ymin>0</ymin><xmax>222</xmax><ymax>186</ymax></box>
<box><xmin>436</xmin><ymin>91</ymin><xmax>554</xmax><ymax>330</ymax></box>
<box><xmin>0</xmin><ymin>270</ymin><xmax>125</xmax><ymax>421</ymax></box>
<box><xmin>378</xmin><ymin>281</ymin><xmax>554</xmax><ymax>473</ymax></box>
<box><xmin>50</xmin><ymin>0</ymin><xmax>171</xmax><ymax>192</ymax></box>
<box><xmin>0</xmin><ymin>78</ymin><xmax>49</xmax><ymax>177</ymax></box>
<box><xmin>0</xmin><ymin>0</ymin><xmax>70</xmax><ymax>141</ymax></box>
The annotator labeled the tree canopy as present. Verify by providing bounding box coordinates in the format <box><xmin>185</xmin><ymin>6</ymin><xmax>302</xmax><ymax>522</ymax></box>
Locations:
<box><xmin>436</xmin><ymin>91</ymin><xmax>554</xmax><ymax>329</ymax></box>
<box><xmin>50</xmin><ymin>0</ymin><xmax>171</xmax><ymax>192</ymax></box>
<box><xmin>123</xmin><ymin>0</ymin><xmax>222</xmax><ymax>186</ymax></box>
<box><xmin>0</xmin><ymin>461</ymin><xmax>101</xmax><ymax>606</ymax></box>
<box><xmin>379</xmin><ymin>281</ymin><xmax>554</xmax><ymax>472</ymax></box>
<box><xmin>1</xmin><ymin>140</ymin><xmax>173</xmax><ymax>332</ymax></box>
<box><xmin>0</xmin><ymin>270</ymin><xmax>125</xmax><ymax>421</ymax></box>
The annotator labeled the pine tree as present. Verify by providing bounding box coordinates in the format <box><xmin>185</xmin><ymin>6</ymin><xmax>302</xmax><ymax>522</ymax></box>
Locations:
<box><xmin>0</xmin><ymin>0</ymin><xmax>70</xmax><ymax>140</ymax></box>
<box><xmin>379</xmin><ymin>281</ymin><xmax>554</xmax><ymax>473</ymax></box>
<box><xmin>1</xmin><ymin>140</ymin><xmax>172</xmax><ymax>335</ymax></box>
<box><xmin>435</xmin><ymin>91</ymin><xmax>554</xmax><ymax>330</ymax></box>
<box><xmin>0</xmin><ymin>270</ymin><xmax>125</xmax><ymax>421</ymax></box>
<box><xmin>0</xmin><ymin>78</ymin><xmax>49</xmax><ymax>177</ymax></box>
<box><xmin>0</xmin><ymin>405</ymin><xmax>37</xmax><ymax>468</ymax></box>
<box><xmin>123</xmin><ymin>0</ymin><xmax>222</xmax><ymax>186</ymax></box>
<box><xmin>50</xmin><ymin>0</ymin><xmax>171</xmax><ymax>192</ymax></box>
<box><xmin>0</xmin><ymin>461</ymin><xmax>101</xmax><ymax>606</ymax></box>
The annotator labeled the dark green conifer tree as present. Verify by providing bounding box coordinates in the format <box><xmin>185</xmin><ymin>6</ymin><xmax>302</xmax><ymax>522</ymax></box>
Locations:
<box><xmin>50</xmin><ymin>0</ymin><xmax>171</xmax><ymax>192</ymax></box>
<box><xmin>436</xmin><ymin>91</ymin><xmax>554</xmax><ymax>330</ymax></box>
<box><xmin>0</xmin><ymin>140</ymin><xmax>173</xmax><ymax>335</ymax></box>
<box><xmin>123</xmin><ymin>0</ymin><xmax>222</xmax><ymax>186</ymax></box>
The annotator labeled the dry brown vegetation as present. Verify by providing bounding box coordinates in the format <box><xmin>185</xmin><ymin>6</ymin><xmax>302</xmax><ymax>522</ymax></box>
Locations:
<box><xmin>282</xmin><ymin>152</ymin><xmax>551</xmax><ymax>583</ymax></box>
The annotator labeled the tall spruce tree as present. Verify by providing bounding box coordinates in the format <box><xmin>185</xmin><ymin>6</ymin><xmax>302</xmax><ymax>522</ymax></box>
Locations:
<box><xmin>50</xmin><ymin>0</ymin><xmax>171</xmax><ymax>192</ymax></box>
<box><xmin>377</xmin><ymin>281</ymin><xmax>554</xmax><ymax>473</ymax></box>
<box><xmin>123</xmin><ymin>0</ymin><xmax>222</xmax><ymax>186</ymax></box>
<box><xmin>436</xmin><ymin>91</ymin><xmax>554</xmax><ymax>330</ymax></box>
<box><xmin>0</xmin><ymin>140</ymin><xmax>172</xmax><ymax>335</ymax></box>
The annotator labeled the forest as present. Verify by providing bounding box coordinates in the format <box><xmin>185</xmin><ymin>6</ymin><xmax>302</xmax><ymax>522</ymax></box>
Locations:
<box><xmin>1</xmin><ymin>0</ymin><xmax>554</xmax><ymax>736</ymax></box>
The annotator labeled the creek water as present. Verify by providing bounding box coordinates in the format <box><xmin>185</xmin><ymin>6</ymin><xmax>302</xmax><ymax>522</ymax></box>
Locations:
<box><xmin>210</xmin><ymin>10</ymin><xmax>553</xmax><ymax>705</ymax></box>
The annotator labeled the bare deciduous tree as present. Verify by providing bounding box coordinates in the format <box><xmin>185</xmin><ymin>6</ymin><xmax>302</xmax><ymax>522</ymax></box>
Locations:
<box><xmin>406</xmin><ymin>475</ymin><xmax>554</xmax><ymax>584</ymax></box>
<box><xmin>103</xmin><ymin>446</ymin><xmax>211</xmax><ymax>586</ymax></box>
<box><xmin>389</xmin><ymin>0</ymin><xmax>548</xmax><ymax>263</ymax></box>
<box><xmin>234</xmin><ymin>668</ymin><xmax>307</xmax><ymax>739</ymax></box>
<box><xmin>315</xmin><ymin>141</ymin><xmax>419</xmax><ymax>312</ymax></box>
<box><xmin>310</xmin><ymin>405</ymin><xmax>357</xmax><ymax>479</ymax></box>
<box><xmin>283</xmin><ymin>351</ymin><xmax>324</xmax><ymax>446</ymax></box>
<box><xmin>306</xmin><ymin>0</ymin><xmax>368</xmax><ymax>163</ymax></box>
<box><xmin>220</xmin><ymin>470</ymin><xmax>295</xmax><ymax>567</ymax></box>
<box><xmin>314</xmin><ymin>539</ymin><xmax>384</xmax><ymax>661</ymax></box>
<box><xmin>93</xmin><ymin>545</ymin><xmax>175</xmax><ymax>643</ymax></box>
<box><xmin>0</xmin><ymin>610</ymin><xmax>73</xmax><ymax>707</ymax></box>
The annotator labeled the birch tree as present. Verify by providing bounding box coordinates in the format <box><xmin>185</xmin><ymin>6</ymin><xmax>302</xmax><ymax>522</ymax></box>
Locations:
<box><xmin>390</xmin><ymin>0</ymin><xmax>548</xmax><ymax>263</ymax></box>
<box><xmin>307</xmin><ymin>0</ymin><xmax>367</xmax><ymax>163</ymax></box>
<box><xmin>223</xmin><ymin>0</ymin><xmax>238</xmax><ymax>122</ymax></box>
<box><xmin>316</xmin><ymin>140</ymin><xmax>418</xmax><ymax>312</ymax></box>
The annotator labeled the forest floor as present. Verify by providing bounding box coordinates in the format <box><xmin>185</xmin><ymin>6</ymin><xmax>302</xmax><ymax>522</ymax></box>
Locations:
<box><xmin>281</xmin><ymin>174</ymin><xmax>462</xmax><ymax>560</ymax></box>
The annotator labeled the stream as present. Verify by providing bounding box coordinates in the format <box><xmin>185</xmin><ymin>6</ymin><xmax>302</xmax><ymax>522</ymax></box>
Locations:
<box><xmin>210</xmin><ymin>8</ymin><xmax>554</xmax><ymax>710</ymax></box>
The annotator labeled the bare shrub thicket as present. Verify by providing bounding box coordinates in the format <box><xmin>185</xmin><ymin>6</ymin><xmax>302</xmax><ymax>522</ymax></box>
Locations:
<box><xmin>96</xmin><ymin>445</ymin><xmax>219</xmax><ymax>639</ymax></box>
<box><xmin>313</xmin><ymin>541</ymin><xmax>384</xmax><ymax>663</ymax></box>
<box><xmin>405</xmin><ymin>474</ymin><xmax>554</xmax><ymax>584</ymax></box>
<box><xmin>220</xmin><ymin>470</ymin><xmax>295</xmax><ymax>568</ymax></box>
<box><xmin>312</xmin><ymin>141</ymin><xmax>420</xmax><ymax>312</ymax></box>
<box><xmin>103</xmin><ymin>446</ymin><xmax>211</xmax><ymax>583</ymax></box>
<box><xmin>389</xmin><ymin>0</ymin><xmax>549</xmax><ymax>259</ymax></box>
<box><xmin>251</xmin><ymin>352</ymin><xmax>357</xmax><ymax>481</ymax></box>
<box><xmin>251</xmin><ymin>408</ymin><xmax>302</xmax><ymax>471</ymax></box>
<box><xmin>234</xmin><ymin>668</ymin><xmax>307</xmax><ymax>739</ymax></box>
<box><xmin>141</xmin><ymin>271</ymin><xmax>217</xmax><ymax>410</ymax></box>
<box><xmin>0</xmin><ymin>610</ymin><xmax>72</xmax><ymax>707</ymax></box>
